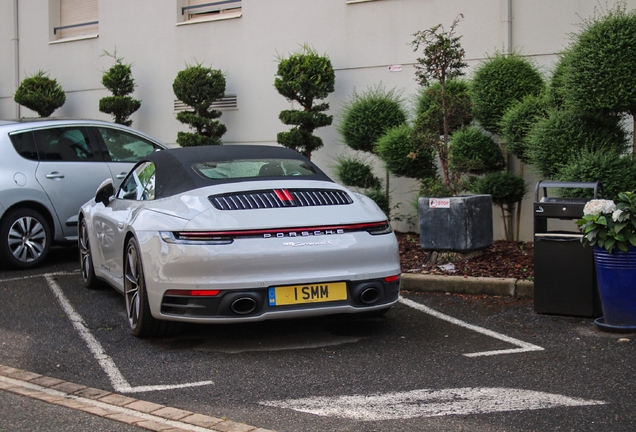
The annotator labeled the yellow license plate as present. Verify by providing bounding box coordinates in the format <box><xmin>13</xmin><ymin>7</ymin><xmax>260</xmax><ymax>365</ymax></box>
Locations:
<box><xmin>268</xmin><ymin>282</ymin><xmax>347</xmax><ymax>306</ymax></box>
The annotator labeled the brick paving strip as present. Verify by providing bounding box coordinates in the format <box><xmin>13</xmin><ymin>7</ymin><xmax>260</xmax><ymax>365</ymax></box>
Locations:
<box><xmin>0</xmin><ymin>364</ymin><xmax>273</xmax><ymax>432</ymax></box>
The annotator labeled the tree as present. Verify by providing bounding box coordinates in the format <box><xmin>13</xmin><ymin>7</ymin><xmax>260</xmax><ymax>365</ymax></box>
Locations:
<box><xmin>564</xmin><ymin>3</ymin><xmax>636</xmax><ymax>149</ymax></box>
<box><xmin>338</xmin><ymin>85</ymin><xmax>407</xmax><ymax>154</ymax></box>
<box><xmin>474</xmin><ymin>172</ymin><xmax>527</xmax><ymax>241</ymax></box>
<box><xmin>337</xmin><ymin>84</ymin><xmax>408</xmax><ymax>213</ymax></box>
<box><xmin>471</xmin><ymin>52</ymin><xmax>545</xmax><ymax>136</ymax></box>
<box><xmin>499</xmin><ymin>94</ymin><xmax>548</xmax><ymax>163</ymax></box>
<box><xmin>526</xmin><ymin>109</ymin><xmax>629</xmax><ymax>179</ymax></box>
<box><xmin>99</xmin><ymin>50</ymin><xmax>141</xmax><ymax>126</ymax></box>
<box><xmin>275</xmin><ymin>45</ymin><xmax>335</xmax><ymax>159</ymax></box>
<box><xmin>173</xmin><ymin>63</ymin><xmax>227</xmax><ymax>146</ymax></box>
<box><xmin>410</xmin><ymin>15</ymin><xmax>469</xmax><ymax>190</ymax></box>
<box><xmin>411</xmin><ymin>79</ymin><xmax>473</xmax><ymax>193</ymax></box>
<box><xmin>14</xmin><ymin>70</ymin><xmax>66</xmax><ymax>117</ymax></box>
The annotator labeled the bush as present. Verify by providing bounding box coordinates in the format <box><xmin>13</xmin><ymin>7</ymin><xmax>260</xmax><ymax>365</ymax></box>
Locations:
<box><xmin>414</xmin><ymin>79</ymin><xmax>473</xmax><ymax>134</ymax></box>
<box><xmin>418</xmin><ymin>177</ymin><xmax>454</xmax><ymax>198</ymax></box>
<box><xmin>338</xmin><ymin>85</ymin><xmax>406</xmax><ymax>154</ymax></box>
<box><xmin>449</xmin><ymin>127</ymin><xmax>505</xmax><ymax>175</ymax></box>
<box><xmin>545</xmin><ymin>51</ymin><xmax>573</xmax><ymax>110</ymax></box>
<box><xmin>474</xmin><ymin>172</ymin><xmax>527</xmax><ymax>240</ymax></box>
<box><xmin>555</xmin><ymin>149</ymin><xmax>636</xmax><ymax>200</ymax></box>
<box><xmin>332</xmin><ymin>155</ymin><xmax>381</xmax><ymax>189</ymax></box>
<box><xmin>275</xmin><ymin>45</ymin><xmax>334</xmax><ymax>158</ymax></box>
<box><xmin>499</xmin><ymin>94</ymin><xmax>549</xmax><ymax>163</ymax></box>
<box><xmin>14</xmin><ymin>70</ymin><xmax>66</xmax><ymax>117</ymax></box>
<box><xmin>99</xmin><ymin>52</ymin><xmax>141</xmax><ymax>126</ymax></box>
<box><xmin>173</xmin><ymin>63</ymin><xmax>227</xmax><ymax>146</ymax></box>
<box><xmin>375</xmin><ymin>124</ymin><xmax>436</xmax><ymax>179</ymax></box>
<box><xmin>364</xmin><ymin>188</ymin><xmax>390</xmax><ymax>216</ymax></box>
<box><xmin>526</xmin><ymin>109</ymin><xmax>629</xmax><ymax>179</ymax></box>
<box><xmin>471</xmin><ymin>52</ymin><xmax>545</xmax><ymax>135</ymax></box>
<box><xmin>564</xmin><ymin>4</ymin><xmax>636</xmax><ymax>116</ymax></box>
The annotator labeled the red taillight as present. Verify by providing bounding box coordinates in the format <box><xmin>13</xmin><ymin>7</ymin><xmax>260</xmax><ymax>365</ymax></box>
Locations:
<box><xmin>165</xmin><ymin>289</ymin><xmax>220</xmax><ymax>297</ymax></box>
<box><xmin>384</xmin><ymin>275</ymin><xmax>400</xmax><ymax>283</ymax></box>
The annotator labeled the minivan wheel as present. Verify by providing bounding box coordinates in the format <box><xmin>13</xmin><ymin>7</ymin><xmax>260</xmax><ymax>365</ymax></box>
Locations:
<box><xmin>0</xmin><ymin>208</ymin><xmax>51</xmax><ymax>269</ymax></box>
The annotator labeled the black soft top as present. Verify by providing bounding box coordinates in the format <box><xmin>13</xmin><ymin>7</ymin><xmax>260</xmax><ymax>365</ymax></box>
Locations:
<box><xmin>141</xmin><ymin>145</ymin><xmax>332</xmax><ymax>199</ymax></box>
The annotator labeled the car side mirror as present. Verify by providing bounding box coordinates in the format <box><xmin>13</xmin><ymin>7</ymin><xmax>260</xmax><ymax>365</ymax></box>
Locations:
<box><xmin>95</xmin><ymin>179</ymin><xmax>114</xmax><ymax>206</ymax></box>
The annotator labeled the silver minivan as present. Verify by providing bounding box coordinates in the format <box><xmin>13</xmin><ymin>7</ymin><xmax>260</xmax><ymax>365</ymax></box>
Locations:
<box><xmin>0</xmin><ymin>119</ymin><xmax>167</xmax><ymax>269</ymax></box>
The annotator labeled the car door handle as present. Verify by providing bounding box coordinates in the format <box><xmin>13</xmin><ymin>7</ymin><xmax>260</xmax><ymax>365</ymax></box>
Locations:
<box><xmin>116</xmin><ymin>173</ymin><xmax>127</xmax><ymax>179</ymax></box>
<box><xmin>45</xmin><ymin>172</ymin><xmax>65</xmax><ymax>179</ymax></box>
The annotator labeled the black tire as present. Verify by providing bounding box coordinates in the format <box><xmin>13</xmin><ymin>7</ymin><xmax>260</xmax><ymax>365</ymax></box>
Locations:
<box><xmin>0</xmin><ymin>208</ymin><xmax>51</xmax><ymax>269</ymax></box>
<box><xmin>124</xmin><ymin>237</ymin><xmax>180</xmax><ymax>338</ymax></box>
<box><xmin>78</xmin><ymin>218</ymin><xmax>105</xmax><ymax>289</ymax></box>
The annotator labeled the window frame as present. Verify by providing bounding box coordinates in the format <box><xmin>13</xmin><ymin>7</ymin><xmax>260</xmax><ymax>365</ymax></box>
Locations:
<box><xmin>49</xmin><ymin>0</ymin><xmax>99</xmax><ymax>43</ymax></box>
<box><xmin>177</xmin><ymin>0</ymin><xmax>242</xmax><ymax>25</ymax></box>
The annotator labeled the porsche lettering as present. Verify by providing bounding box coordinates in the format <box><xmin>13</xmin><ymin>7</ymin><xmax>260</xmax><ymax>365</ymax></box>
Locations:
<box><xmin>264</xmin><ymin>229</ymin><xmax>344</xmax><ymax>238</ymax></box>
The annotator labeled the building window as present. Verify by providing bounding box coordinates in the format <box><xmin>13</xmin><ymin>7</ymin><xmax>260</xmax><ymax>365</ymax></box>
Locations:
<box><xmin>50</xmin><ymin>0</ymin><xmax>98</xmax><ymax>42</ymax></box>
<box><xmin>178</xmin><ymin>0</ymin><xmax>242</xmax><ymax>25</ymax></box>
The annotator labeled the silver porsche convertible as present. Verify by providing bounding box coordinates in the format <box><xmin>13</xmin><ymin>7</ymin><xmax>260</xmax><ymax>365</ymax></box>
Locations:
<box><xmin>78</xmin><ymin>145</ymin><xmax>401</xmax><ymax>337</ymax></box>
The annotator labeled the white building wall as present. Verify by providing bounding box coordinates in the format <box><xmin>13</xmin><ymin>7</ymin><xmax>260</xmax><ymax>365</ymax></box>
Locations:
<box><xmin>1</xmin><ymin>0</ymin><xmax>634</xmax><ymax>240</ymax></box>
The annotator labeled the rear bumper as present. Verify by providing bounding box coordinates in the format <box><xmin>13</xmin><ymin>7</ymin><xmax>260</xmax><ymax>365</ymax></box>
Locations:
<box><xmin>157</xmin><ymin>276</ymin><xmax>400</xmax><ymax>322</ymax></box>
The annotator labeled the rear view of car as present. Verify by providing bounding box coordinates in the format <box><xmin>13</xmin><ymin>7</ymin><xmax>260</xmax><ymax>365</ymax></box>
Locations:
<box><xmin>79</xmin><ymin>145</ymin><xmax>401</xmax><ymax>337</ymax></box>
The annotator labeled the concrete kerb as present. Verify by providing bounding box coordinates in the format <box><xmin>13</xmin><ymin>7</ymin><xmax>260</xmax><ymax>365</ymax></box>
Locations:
<box><xmin>401</xmin><ymin>273</ymin><xmax>534</xmax><ymax>298</ymax></box>
<box><xmin>0</xmin><ymin>364</ymin><xmax>272</xmax><ymax>432</ymax></box>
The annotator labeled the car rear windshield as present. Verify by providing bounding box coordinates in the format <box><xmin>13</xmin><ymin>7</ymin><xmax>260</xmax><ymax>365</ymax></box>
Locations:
<box><xmin>193</xmin><ymin>158</ymin><xmax>317</xmax><ymax>180</ymax></box>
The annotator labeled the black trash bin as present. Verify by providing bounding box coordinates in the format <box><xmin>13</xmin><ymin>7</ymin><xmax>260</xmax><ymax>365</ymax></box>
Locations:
<box><xmin>533</xmin><ymin>181</ymin><xmax>602</xmax><ymax>317</ymax></box>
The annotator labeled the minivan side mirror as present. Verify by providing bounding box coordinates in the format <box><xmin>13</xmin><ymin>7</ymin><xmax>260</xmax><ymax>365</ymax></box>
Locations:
<box><xmin>95</xmin><ymin>179</ymin><xmax>114</xmax><ymax>206</ymax></box>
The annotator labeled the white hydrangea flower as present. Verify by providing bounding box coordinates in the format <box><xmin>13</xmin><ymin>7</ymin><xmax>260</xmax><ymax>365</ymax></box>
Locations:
<box><xmin>612</xmin><ymin>209</ymin><xmax>624</xmax><ymax>222</ymax></box>
<box><xmin>583</xmin><ymin>199</ymin><xmax>616</xmax><ymax>216</ymax></box>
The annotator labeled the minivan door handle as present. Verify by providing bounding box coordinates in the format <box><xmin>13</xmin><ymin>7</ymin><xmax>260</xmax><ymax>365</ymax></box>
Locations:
<box><xmin>45</xmin><ymin>172</ymin><xmax>65</xmax><ymax>179</ymax></box>
<box><xmin>116</xmin><ymin>173</ymin><xmax>127</xmax><ymax>179</ymax></box>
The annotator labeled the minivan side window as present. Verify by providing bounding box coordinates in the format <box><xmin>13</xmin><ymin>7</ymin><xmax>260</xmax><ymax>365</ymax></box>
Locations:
<box><xmin>33</xmin><ymin>127</ymin><xmax>96</xmax><ymax>162</ymax></box>
<box><xmin>9</xmin><ymin>131</ymin><xmax>38</xmax><ymax>161</ymax></box>
<box><xmin>96</xmin><ymin>127</ymin><xmax>161</xmax><ymax>162</ymax></box>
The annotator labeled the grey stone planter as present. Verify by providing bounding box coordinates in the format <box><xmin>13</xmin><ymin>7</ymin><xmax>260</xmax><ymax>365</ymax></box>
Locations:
<box><xmin>418</xmin><ymin>194</ymin><xmax>493</xmax><ymax>252</ymax></box>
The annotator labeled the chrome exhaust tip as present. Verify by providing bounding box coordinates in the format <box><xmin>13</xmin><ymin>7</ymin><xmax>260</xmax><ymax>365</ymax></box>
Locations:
<box><xmin>230</xmin><ymin>297</ymin><xmax>258</xmax><ymax>315</ymax></box>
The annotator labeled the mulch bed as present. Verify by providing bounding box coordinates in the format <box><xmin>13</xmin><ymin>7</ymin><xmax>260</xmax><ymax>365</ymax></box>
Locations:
<box><xmin>396</xmin><ymin>231</ymin><xmax>534</xmax><ymax>280</ymax></box>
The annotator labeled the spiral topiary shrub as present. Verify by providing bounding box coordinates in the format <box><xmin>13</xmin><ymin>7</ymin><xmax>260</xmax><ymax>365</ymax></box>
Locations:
<box><xmin>275</xmin><ymin>45</ymin><xmax>334</xmax><ymax>159</ymax></box>
<box><xmin>99</xmin><ymin>51</ymin><xmax>141</xmax><ymax>126</ymax></box>
<box><xmin>173</xmin><ymin>63</ymin><xmax>227</xmax><ymax>146</ymax></box>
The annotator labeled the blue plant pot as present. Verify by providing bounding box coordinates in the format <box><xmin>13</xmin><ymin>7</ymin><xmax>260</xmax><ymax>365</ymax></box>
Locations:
<box><xmin>593</xmin><ymin>246</ymin><xmax>636</xmax><ymax>332</ymax></box>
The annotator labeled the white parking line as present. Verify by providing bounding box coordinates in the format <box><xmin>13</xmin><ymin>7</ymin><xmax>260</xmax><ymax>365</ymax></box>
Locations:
<box><xmin>398</xmin><ymin>296</ymin><xmax>544</xmax><ymax>357</ymax></box>
<box><xmin>261</xmin><ymin>387</ymin><xmax>605</xmax><ymax>420</ymax></box>
<box><xmin>43</xmin><ymin>273</ymin><xmax>214</xmax><ymax>393</ymax></box>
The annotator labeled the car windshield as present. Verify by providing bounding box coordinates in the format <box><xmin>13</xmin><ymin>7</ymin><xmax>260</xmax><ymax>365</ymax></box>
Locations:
<box><xmin>193</xmin><ymin>158</ymin><xmax>317</xmax><ymax>180</ymax></box>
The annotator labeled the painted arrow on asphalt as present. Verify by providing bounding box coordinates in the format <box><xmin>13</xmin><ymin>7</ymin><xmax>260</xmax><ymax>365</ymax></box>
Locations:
<box><xmin>260</xmin><ymin>387</ymin><xmax>605</xmax><ymax>420</ymax></box>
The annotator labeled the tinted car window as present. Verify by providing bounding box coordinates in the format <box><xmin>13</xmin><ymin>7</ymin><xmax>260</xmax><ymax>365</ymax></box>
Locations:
<box><xmin>33</xmin><ymin>127</ymin><xmax>96</xmax><ymax>162</ymax></box>
<box><xmin>97</xmin><ymin>127</ymin><xmax>161</xmax><ymax>162</ymax></box>
<box><xmin>117</xmin><ymin>162</ymin><xmax>156</xmax><ymax>200</ymax></box>
<box><xmin>193</xmin><ymin>158</ymin><xmax>317</xmax><ymax>180</ymax></box>
<box><xmin>9</xmin><ymin>131</ymin><xmax>38</xmax><ymax>161</ymax></box>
